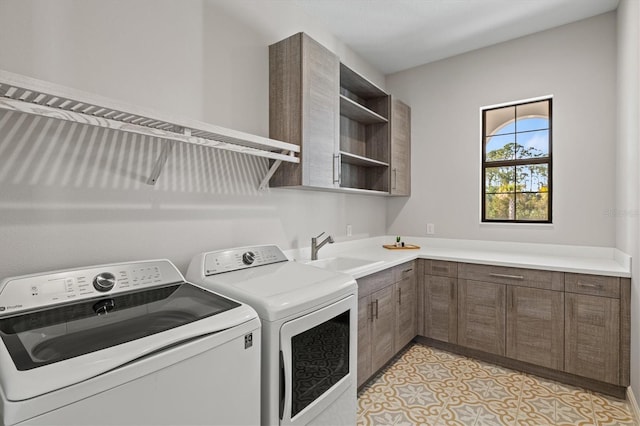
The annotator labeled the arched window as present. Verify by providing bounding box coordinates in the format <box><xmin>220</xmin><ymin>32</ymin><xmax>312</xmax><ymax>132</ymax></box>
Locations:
<box><xmin>482</xmin><ymin>98</ymin><xmax>552</xmax><ymax>222</ymax></box>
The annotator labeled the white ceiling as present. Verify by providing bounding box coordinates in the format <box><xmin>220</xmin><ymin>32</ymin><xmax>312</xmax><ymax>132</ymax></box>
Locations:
<box><xmin>296</xmin><ymin>0</ymin><xmax>619</xmax><ymax>74</ymax></box>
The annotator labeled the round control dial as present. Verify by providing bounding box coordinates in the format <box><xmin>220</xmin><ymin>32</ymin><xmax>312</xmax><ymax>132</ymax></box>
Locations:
<box><xmin>242</xmin><ymin>251</ymin><xmax>256</xmax><ymax>265</ymax></box>
<box><xmin>93</xmin><ymin>272</ymin><xmax>116</xmax><ymax>292</ymax></box>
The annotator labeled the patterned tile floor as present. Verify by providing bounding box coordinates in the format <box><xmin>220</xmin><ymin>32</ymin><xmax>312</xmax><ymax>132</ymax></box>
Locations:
<box><xmin>357</xmin><ymin>344</ymin><xmax>638</xmax><ymax>426</ymax></box>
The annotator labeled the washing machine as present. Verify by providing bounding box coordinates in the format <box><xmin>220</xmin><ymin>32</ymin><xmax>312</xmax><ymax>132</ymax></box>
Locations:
<box><xmin>187</xmin><ymin>245</ymin><xmax>357</xmax><ymax>426</ymax></box>
<box><xmin>0</xmin><ymin>259</ymin><xmax>261</xmax><ymax>425</ymax></box>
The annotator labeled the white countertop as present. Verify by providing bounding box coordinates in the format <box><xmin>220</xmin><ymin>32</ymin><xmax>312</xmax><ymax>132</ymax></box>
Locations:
<box><xmin>284</xmin><ymin>236</ymin><xmax>631</xmax><ymax>279</ymax></box>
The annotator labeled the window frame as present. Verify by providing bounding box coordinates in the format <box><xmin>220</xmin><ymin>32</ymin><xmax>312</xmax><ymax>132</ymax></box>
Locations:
<box><xmin>481</xmin><ymin>97</ymin><xmax>553</xmax><ymax>224</ymax></box>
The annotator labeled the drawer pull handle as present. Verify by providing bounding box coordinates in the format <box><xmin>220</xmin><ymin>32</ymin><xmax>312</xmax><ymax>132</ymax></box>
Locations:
<box><xmin>403</xmin><ymin>268</ymin><xmax>413</xmax><ymax>273</ymax></box>
<box><xmin>578</xmin><ymin>282</ymin><xmax>601</xmax><ymax>289</ymax></box>
<box><xmin>489</xmin><ymin>273</ymin><xmax>524</xmax><ymax>280</ymax></box>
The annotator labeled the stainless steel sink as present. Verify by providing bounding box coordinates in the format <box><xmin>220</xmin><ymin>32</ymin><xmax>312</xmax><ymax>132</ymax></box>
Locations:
<box><xmin>305</xmin><ymin>257</ymin><xmax>383</xmax><ymax>274</ymax></box>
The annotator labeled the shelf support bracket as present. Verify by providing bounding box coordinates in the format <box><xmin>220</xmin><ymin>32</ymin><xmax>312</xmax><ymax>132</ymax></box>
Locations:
<box><xmin>146</xmin><ymin>141</ymin><xmax>175</xmax><ymax>185</ymax></box>
<box><xmin>146</xmin><ymin>128</ymin><xmax>191</xmax><ymax>185</ymax></box>
<box><xmin>258</xmin><ymin>150</ymin><xmax>292</xmax><ymax>190</ymax></box>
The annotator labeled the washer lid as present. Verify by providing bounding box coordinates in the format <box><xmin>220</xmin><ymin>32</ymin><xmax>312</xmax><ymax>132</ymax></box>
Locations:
<box><xmin>0</xmin><ymin>283</ymin><xmax>239</xmax><ymax>372</ymax></box>
<box><xmin>187</xmin><ymin>259</ymin><xmax>357</xmax><ymax>321</ymax></box>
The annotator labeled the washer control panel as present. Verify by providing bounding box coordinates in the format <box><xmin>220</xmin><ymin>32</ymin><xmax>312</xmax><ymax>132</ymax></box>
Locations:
<box><xmin>0</xmin><ymin>260</ymin><xmax>184</xmax><ymax>316</ymax></box>
<box><xmin>204</xmin><ymin>245</ymin><xmax>288</xmax><ymax>276</ymax></box>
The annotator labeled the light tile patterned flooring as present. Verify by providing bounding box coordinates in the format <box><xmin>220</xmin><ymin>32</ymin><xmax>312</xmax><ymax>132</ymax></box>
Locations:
<box><xmin>357</xmin><ymin>344</ymin><xmax>637</xmax><ymax>426</ymax></box>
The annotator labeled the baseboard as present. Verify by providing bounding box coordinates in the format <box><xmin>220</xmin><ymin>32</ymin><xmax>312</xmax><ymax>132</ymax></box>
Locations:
<box><xmin>628</xmin><ymin>387</ymin><xmax>640</xmax><ymax>423</ymax></box>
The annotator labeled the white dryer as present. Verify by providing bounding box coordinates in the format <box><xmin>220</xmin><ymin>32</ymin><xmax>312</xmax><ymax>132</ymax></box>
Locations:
<box><xmin>187</xmin><ymin>245</ymin><xmax>358</xmax><ymax>426</ymax></box>
<box><xmin>0</xmin><ymin>259</ymin><xmax>261</xmax><ymax>425</ymax></box>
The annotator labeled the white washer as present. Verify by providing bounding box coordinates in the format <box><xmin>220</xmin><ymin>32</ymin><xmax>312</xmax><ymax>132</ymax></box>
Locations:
<box><xmin>0</xmin><ymin>259</ymin><xmax>261</xmax><ymax>426</ymax></box>
<box><xmin>187</xmin><ymin>245</ymin><xmax>358</xmax><ymax>426</ymax></box>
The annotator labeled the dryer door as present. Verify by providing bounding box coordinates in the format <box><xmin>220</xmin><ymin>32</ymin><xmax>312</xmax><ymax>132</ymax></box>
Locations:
<box><xmin>279</xmin><ymin>294</ymin><xmax>356</xmax><ymax>426</ymax></box>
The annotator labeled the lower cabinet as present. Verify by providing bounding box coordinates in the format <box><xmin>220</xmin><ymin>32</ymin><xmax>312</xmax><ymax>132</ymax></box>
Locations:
<box><xmin>423</xmin><ymin>275</ymin><xmax>457</xmax><ymax>343</ymax></box>
<box><xmin>357</xmin><ymin>286</ymin><xmax>395</xmax><ymax>387</ymax></box>
<box><xmin>457</xmin><ymin>279</ymin><xmax>506</xmax><ymax>356</ymax></box>
<box><xmin>357</xmin><ymin>295</ymin><xmax>372</xmax><ymax>388</ymax></box>
<box><xmin>565</xmin><ymin>292</ymin><xmax>620</xmax><ymax>384</ymax></box>
<box><xmin>370</xmin><ymin>286</ymin><xmax>396</xmax><ymax>372</ymax></box>
<box><xmin>361</xmin><ymin>259</ymin><xmax>630</xmax><ymax>392</ymax></box>
<box><xmin>506</xmin><ymin>286</ymin><xmax>564</xmax><ymax>370</ymax></box>
<box><xmin>394</xmin><ymin>265</ymin><xmax>417</xmax><ymax>352</ymax></box>
<box><xmin>420</xmin><ymin>261</ymin><xmax>630</xmax><ymax>391</ymax></box>
<box><xmin>357</xmin><ymin>262</ymin><xmax>417</xmax><ymax>388</ymax></box>
<box><xmin>357</xmin><ymin>269</ymin><xmax>396</xmax><ymax>388</ymax></box>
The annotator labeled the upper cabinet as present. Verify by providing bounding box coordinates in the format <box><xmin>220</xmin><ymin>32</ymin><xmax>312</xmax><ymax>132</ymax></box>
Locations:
<box><xmin>269</xmin><ymin>32</ymin><xmax>411</xmax><ymax>195</ymax></box>
<box><xmin>269</xmin><ymin>33</ymin><xmax>340</xmax><ymax>189</ymax></box>
<box><xmin>390</xmin><ymin>99</ymin><xmax>411</xmax><ymax>196</ymax></box>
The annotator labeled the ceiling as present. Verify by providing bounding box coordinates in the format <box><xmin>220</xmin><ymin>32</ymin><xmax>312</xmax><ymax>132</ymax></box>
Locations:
<box><xmin>296</xmin><ymin>0</ymin><xmax>619</xmax><ymax>74</ymax></box>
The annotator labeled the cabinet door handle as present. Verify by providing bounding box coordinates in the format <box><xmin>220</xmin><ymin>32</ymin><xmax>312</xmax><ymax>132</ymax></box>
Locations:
<box><xmin>369</xmin><ymin>302</ymin><xmax>374</xmax><ymax>322</ymax></box>
<box><xmin>509</xmin><ymin>290</ymin><xmax>515</xmax><ymax>310</ymax></box>
<box><xmin>577</xmin><ymin>282</ymin><xmax>601</xmax><ymax>289</ymax></box>
<box><xmin>392</xmin><ymin>168</ymin><xmax>397</xmax><ymax>190</ymax></box>
<box><xmin>333</xmin><ymin>154</ymin><xmax>341</xmax><ymax>184</ymax></box>
<box><xmin>450</xmin><ymin>282</ymin><xmax>455</xmax><ymax>301</ymax></box>
<box><xmin>489</xmin><ymin>273</ymin><xmax>524</xmax><ymax>280</ymax></box>
<box><xmin>398</xmin><ymin>288</ymin><xmax>402</xmax><ymax>305</ymax></box>
<box><xmin>375</xmin><ymin>299</ymin><xmax>379</xmax><ymax>319</ymax></box>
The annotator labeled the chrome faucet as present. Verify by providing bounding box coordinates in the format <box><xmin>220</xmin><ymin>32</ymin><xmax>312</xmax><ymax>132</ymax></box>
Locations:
<box><xmin>311</xmin><ymin>232</ymin><xmax>334</xmax><ymax>260</ymax></box>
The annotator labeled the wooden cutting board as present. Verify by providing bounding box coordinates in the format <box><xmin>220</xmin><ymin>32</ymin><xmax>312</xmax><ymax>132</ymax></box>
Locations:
<box><xmin>382</xmin><ymin>244</ymin><xmax>421</xmax><ymax>250</ymax></box>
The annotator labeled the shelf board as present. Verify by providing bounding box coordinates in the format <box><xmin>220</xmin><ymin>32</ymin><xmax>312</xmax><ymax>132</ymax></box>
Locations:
<box><xmin>340</xmin><ymin>151</ymin><xmax>389</xmax><ymax>167</ymax></box>
<box><xmin>340</xmin><ymin>63</ymin><xmax>387</xmax><ymax>99</ymax></box>
<box><xmin>337</xmin><ymin>186</ymin><xmax>389</xmax><ymax>196</ymax></box>
<box><xmin>339</xmin><ymin>95</ymin><xmax>388</xmax><ymax>124</ymax></box>
<box><xmin>0</xmin><ymin>69</ymin><xmax>300</xmax><ymax>185</ymax></box>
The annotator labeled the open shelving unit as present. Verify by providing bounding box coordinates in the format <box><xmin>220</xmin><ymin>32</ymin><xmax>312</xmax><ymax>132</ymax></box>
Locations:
<box><xmin>339</xmin><ymin>63</ymin><xmax>390</xmax><ymax>192</ymax></box>
<box><xmin>0</xmin><ymin>69</ymin><xmax>300</xmax><ymax>189</ymax></box>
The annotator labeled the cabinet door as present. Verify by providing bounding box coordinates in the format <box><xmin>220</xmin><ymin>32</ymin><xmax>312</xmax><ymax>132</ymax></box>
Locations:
<box><xmin>269</xmin><ymin>33</ymin><xmax>339</xmax><ymax>189</ymax></box>
<box><xmin>565</xmin><ymin>293</ymin><xmax>620</xmax><ymax>384</ymax></box>
<box><xmin>458</xmin><ymin>280</ymin><xmax>506</xmax><ymax>356</ymax></box>
<box><xmin>302</xmin><ymin>34</ymin><xmax>340</xmax><ymax>188</ymax></box>
<box><xmin>424</xmin><ymin>275</ymin><xmax>457</xmax><ymax>343</ymax></box>
<box><xmin>506</xmin><ymin>286</ymin><xmax>563</xmax><ymax>370</ymax></box>
<box><xmin>395</xmin><ymin>275</ymin><xmax>417</xmax><ymax>352</ymax></box>
<box><xmin>389</xmin><ymin>99</ymin><xmax>411</xmax><ymax>196</ymax></box>
<box><xmin>371</xmin><ymin>286</ymin><xmax>396</xmax><ymax>373</ymax></box>
<box><xmin>357</xmin><ymin>295</ymin><xmax>372</xmax><ymax>388</ymax></box>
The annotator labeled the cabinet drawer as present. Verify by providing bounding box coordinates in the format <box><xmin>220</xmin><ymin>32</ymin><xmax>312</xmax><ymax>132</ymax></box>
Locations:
<box><xmin>357</xmin><ymin>268</ymin><xmax>394</xmax><ymax>298</ymax></box>
<box><xmin>424</xmin><ymin>260</ymin><xmax>457</xmax><ymax>278</ymax></box>
<box><xmin>458</xmin><ymin>263</ymin><xmax>563</xmax><ymax>291</ymax></box>
<box><xmin>393</xmin><ymin>261</ymin><xmax>416</xmax><ymax>282</ymax></box>
<box><xmin>565</xmin><ymin>273</ymin><xmax>620</xmax><ymax>298</ymax></box>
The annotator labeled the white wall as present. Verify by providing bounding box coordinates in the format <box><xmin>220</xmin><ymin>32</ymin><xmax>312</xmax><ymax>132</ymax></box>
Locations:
<box><xmin>386</xmin><ymin>13</ymin><xmax>617</xmax><ymax>247</ymax></box>
<box><xmin>616</xmin><ymin>0</ymin><xmax>640</xmax><ymax>407</ymax></box>
<box><xmin>0</xmin><ymin>0</ymin><xmax>388</xmax><ymax>278</ymax></box>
